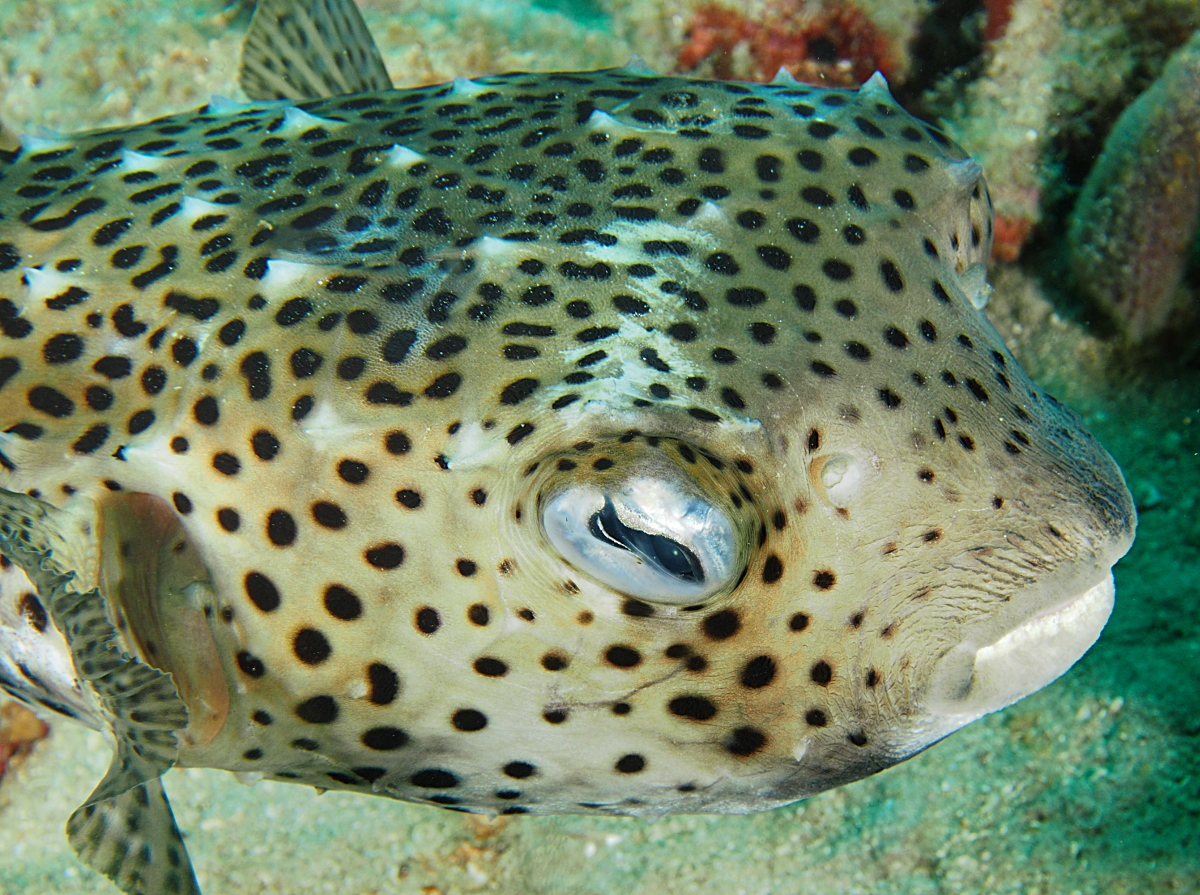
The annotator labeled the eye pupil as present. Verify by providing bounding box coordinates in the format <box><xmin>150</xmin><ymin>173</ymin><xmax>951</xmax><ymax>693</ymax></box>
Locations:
<box><xmin>588</xmin><ymin>499</ymin><xmax>704</xmax><ymax>583</ymax></box>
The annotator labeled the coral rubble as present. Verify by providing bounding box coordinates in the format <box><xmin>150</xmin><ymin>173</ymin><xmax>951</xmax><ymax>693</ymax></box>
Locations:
<box><xmin>675</xmin><ymin>0</ymin><xmax>901</xmax><ymax>86</ymax></box>
<box><xmin>1068</xmin><ymin>28</ymin><xmax>1200</xmax><ymax>342</ymax></box>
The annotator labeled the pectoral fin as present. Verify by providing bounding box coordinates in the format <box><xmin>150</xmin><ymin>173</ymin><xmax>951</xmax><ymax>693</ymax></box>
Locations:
<box><xmin>0</xmin><ymin>488</ymin><xmax>198</xmax><ymax>895</ymax></box>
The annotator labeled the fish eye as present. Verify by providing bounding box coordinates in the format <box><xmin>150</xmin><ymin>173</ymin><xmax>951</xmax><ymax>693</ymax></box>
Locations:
<box><xmin>542</xmin><ymin>476</ymin><xmax>738</xmax><ymax>605</ymax></box>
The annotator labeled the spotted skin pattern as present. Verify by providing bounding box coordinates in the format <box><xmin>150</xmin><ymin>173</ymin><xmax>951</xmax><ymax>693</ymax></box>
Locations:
<box><xmin>0</xmin><ymin>68</ymin><xmax>1134</xmax><ymax>829</ymax></box>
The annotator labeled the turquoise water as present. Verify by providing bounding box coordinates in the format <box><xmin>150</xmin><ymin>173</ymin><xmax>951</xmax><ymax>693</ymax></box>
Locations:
<box><xmin>0</xmin><ymin>1</ymin><xmax>1197</xmax><ymax>893</ymax></box>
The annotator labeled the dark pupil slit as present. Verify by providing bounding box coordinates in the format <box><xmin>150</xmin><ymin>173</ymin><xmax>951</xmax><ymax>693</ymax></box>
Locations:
<box><xmin>587</xmin><ymin>497</ymin><xmax>704</xmax><ymax>583</ymax></box>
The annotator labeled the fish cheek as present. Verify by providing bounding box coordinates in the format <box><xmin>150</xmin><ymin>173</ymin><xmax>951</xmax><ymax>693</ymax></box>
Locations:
<box><xmin>98</xmin><ymin>492</ymin><xmax>229</xmax><ymax>747</ymax></box>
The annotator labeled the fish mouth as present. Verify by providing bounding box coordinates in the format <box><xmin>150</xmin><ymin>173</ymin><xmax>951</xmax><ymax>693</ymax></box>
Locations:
<box><xmin>924</xmin><ymin>569</ymin><xmax>1115</xmax><ymax>727</ymax></box>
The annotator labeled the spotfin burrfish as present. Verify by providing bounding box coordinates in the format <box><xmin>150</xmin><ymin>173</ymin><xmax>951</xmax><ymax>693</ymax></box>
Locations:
<box><xmin>0</xmin><ymin>1</ymin><xmax>1135</xmax><ymax>892</ymax></box>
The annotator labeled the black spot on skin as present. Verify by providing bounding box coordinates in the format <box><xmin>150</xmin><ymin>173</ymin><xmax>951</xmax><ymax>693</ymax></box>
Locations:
<box><xmin>789</xmin><ymin>612</ymin><xmax>810</xmax><ymax>632</ymax></box>
<box><xmin>452</xmin><ymin>709</ymin><xmax>487</xmax><ymax>731</ymax></box>
<box><xmin>805</xmin><ymin>708</ymin><xmax>828</xmax><ymax>727</ymax></box>
<box><xmin>810</xmin><ymin>660</ymin><xmax>833</xmax><ymax>686</ymax></box>
<box><xmin>762</xmin><ymin>555</ymin><xmax>783</xmax><ymax>583</ymax></box>
<box><xmin>605</xmin><ymin>645</ymin><xmax>641</xmax><ymax>668</ymax></box>
<box><xmin>293</xmin><ymin>628</ymin><xmax>331</xmax><ymax>665</ymax></box>
<box><xmin>615</xmin><ymin>754</ymin><xmax>645</xmax><ymax>773</ymax></box>
<box><xmin>504</xmin><ymin>761</ymin><xmax>535</xmax><ymax>779</ymax></box>
<box><xmin>415</xmin><ymin>606</ymin><xmax>440</xmax><ymax>634</ymax></box>
<box><xmin>338</xmin><ymin>459</ymin><xmax>369</xmax><ymax>484</ymax></box>
<box><xmin>741</xmin><ymin>655</ymin><xmax>776</xmax><ymax>688</ymax></box>
<box><xmin>702</xmin><ymin>610</ymin><xmax>739</xmax><ymax>640</ymax></box>
<box><xmin>237</xmin><ymin>651</ymin><xmax>265</xmax><ymax>678</ymax></box>
<box><xmin>362</xmin><ymin>539</ymin><xmax>405</xmax><ymax>568</ymax></box>
<box><xmin>813</xmin><ymin>570</ymin><xmax>836</xmax><ymax>589</ymax></box>
<box><xmin>367</xmin><ymin>663</ymin><xmax>399</xmax><ymax>705</ymax></box>
<box><xmin>324</xmin><ymin>585</ymin><xmax>361</xmax><ymax>620</ymax></box>
<box><xmin>726</xmin><ymin>727</ymin><xmax>767</xmax><ymax>756</ymax></box>
<box><xmin>363</xmin><ymin>727</ymin><xmax>409</xmax><ymax>750</ymax></box>
<box><xmin>668</xmin><ymin>695</ymin><xmax>716</xmax><ymax>721</ymax></box>
<box><xmin>295</xmin><ymin>696</ymin><xmax>338</xmax><ymax>724</ymax></box>
<box><xmin>244</xmin><ymin>572</ymin><xmax>280</xmax><ymax>611</ymax></box>
<box><xmin>474</xmin><ymin>657</ymin><xmax>507</xmax><ymax>677</ymax></box>
<box><xmin>266</xmin><ymin>509</ymin><xmax>297</xmax><ymax>546</ymax></box>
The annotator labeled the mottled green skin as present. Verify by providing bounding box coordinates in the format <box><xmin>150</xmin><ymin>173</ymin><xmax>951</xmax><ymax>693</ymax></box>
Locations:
<box><xmin>0</xmin><ymin>70</ymin><xmax>1132</xmax><ymax>818</ymax></box>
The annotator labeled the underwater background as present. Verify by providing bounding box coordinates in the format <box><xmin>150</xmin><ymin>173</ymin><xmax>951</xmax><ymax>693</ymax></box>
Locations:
<box><xmin>0</xmin><ymin>0</ymin><xmax>1196</xmax><ymax>892</ymax></box>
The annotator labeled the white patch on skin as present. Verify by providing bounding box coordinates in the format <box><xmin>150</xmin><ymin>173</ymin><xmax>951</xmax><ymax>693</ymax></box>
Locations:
<box><xmin>300</xmin><ymin>399</ymin><xmax>365</xmax><ymax>451</ymax></box>
<box><xmin>440</xmin><ymin>420</ymin><xmax>508</xmax><ymax>471</ymax></box>
<box><xmin>281</xmin><ymin>106</ymin><xmax>342</xmax><ymax>134</ymax></box>
<box><xmin>451</xmin><ymin>77</ymin><xmax>488</xmax><ymax>97</ymax></box>
<box><xmin>206</xmin><ymin>95</ymin><xmax>257</xmax><ymax>115</ymax></box>
<box><xmin>22</xmin><ymin>266</ymin><xmax>78</xmax><ymax>301</ymax></box>
<box><xmin>387</xmin><ymin>145</ymin><xmax>425</xmax><ymax>168</ymax></box>
<box><xmin>578</xmin><ymin>214</ymin><xmax>721</xmax><ymax>271</ymax></box>
<box><xmin>585</xmin><ymin>109</ymin><xmax>645</xmax><ymax>140</ymax></box>
<box><xmin>119</xmin><ymin>149</ymin><xmax>169</xmax><ymax>172</ymax></box>
<box><xmin>262</xmin><ymin>259</ymin><xmax>321</xmax><ymax>297</ymax></box>
<box><xmin>471</xmin><ymin>236</ymin><xmax>521</xmax><ymax>264</ymax></box>
<box><xmin>19</xmin><ymin>132</ymin><xmax>72</xmax><ymax>154</ymax></box>
<box><xmin>771</xmin><ymin>67</ymin><xmax>800</xmax><ymax>86</ymax></box>
<box><xmin>179</xmin><ymin>195</ymin><xmax>229</xmax><ymax>224</ymax></box>
<box><xmin>622</xmin><ymin>55</ymin><xmax>657</xmax><ymax>76</ymax></box>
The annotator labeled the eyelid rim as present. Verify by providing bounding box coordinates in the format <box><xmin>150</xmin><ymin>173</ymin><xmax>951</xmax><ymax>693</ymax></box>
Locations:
<box><xmin>541</xmin><ymin>476</ymin><xmax>739</xmax><ymax>605</ymax></box>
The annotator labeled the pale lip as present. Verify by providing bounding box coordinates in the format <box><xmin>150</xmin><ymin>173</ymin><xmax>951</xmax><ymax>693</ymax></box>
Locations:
<box><xmin>925</xmin><ymin>571</ymin><xmax>1116</xmax><ymax>726</ymax></box>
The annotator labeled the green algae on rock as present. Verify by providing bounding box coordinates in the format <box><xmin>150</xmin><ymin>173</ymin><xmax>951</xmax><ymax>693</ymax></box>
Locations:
<box><xmin>1069</xmin><ymin>29</ymin><xmax>1200</xmax><ymax>342</ymax></box>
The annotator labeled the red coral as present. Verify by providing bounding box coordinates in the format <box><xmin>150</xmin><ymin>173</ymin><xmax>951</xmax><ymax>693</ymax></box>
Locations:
<box><xmin>983</xmin><ymin>0</ymin><xmax>1017</xmax><ymax>42</ymax></box>
<box><xmin>677</xmin><ymin>0</ymin><xmax>900</xmax><ymax>88</ymax></box>
<box><xmin>991</xmin><ymin>212</ymin><xmax>1035</xmax><ymax>263</ymax></box>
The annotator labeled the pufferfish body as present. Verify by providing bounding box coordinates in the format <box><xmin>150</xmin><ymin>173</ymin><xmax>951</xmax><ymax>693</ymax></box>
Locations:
<box><xmin>0</xmin><ymin>1</ymin><xmax>1134</xmax><ymax>893</ymax></box>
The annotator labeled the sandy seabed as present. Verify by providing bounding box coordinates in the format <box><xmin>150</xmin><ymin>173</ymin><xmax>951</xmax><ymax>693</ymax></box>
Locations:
<box><xmin>0</xmin><ymin>1</ymin><xmax>1197</xmax><ymax>893</ymax></box>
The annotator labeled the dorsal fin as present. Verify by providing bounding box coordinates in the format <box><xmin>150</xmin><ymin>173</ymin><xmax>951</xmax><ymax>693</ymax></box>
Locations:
<box><xmin>239</xmin><ymin>0</ymin><xmax>393</xmax><ymax>101</ymax></box>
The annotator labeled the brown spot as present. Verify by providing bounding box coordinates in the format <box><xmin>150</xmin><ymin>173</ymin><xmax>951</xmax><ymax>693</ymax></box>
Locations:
<box><xmin>911</xmin><ymin>586</ymin><xmax>932</xmax><ymax>600</ymax></box>
<box><xmin>922</xmin><ymin>529</ymin><xmax>942</xmax><ymax>543</ymax></box>
<box><xmin>576</xmin><ymin>610</ymin><xmax>594</xmax><ymax>625</ymax></box>
<box><xmin>18</xmin><ymin>593</ymin><xmax>47</xmax><ymax>633</ymax></box>
<box><xmin>498</xmin><ymin>559</ymin><xmax>515</xmax><ymax>575</ymax></box>
<box><xmin>882</xmin><ymin>542</ymin><xmax>898</xmax><ymax>556</ymax></box>
<box><xmin>563</xmin><ymin>579</ymin><xmax>580</xmax><ymax>595</ymax></box>
<box><xmin>880</xmin><ymin>622</ymin><xmax>896</xmax><ymax>639</ymax></box>
<box><xmin>849</xmin><ymin>612</ymin><xmax>863</xmax><ymax>629</ymax></box>
<box><xmin>836</xmin><ymin>507</ymin><xmax>850</xmax><ymax>520</ymax></box>
<box><xmin>793</xmin><ymin>496</ymin><xmax>809</xmax><ymax>515</ymax></box>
